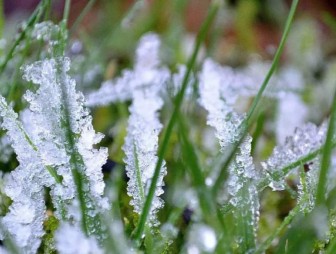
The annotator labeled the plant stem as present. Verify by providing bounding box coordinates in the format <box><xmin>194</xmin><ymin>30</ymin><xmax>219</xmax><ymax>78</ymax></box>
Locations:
<box><xmin>132</xmin><ymin>0</ymin><xmax>221</xmax><ymax>242</ymax></box>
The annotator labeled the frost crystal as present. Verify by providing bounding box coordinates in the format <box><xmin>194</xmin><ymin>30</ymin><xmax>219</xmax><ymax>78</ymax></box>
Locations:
<box><xmin>199</xmin><ymin>59</ymin><xmax>245</xmax><ymax>148</ymax></box>
<box><xmin>123</xmin><ymin>88</ymin><xmax>166</xmax><ymax>226</ymax></box>
<box><xmin>262</xmin><ymin>122</ymin><xmax>327</xmax><ymax>191</ymax></box>
<box><xmin>0</xmin><ymin>57</ymin><xmax>108</xmax><ymax>251</ymax></box>
<box><xmin>86</xmin><ymin>33</ymin><xmax>170</xmax><ymax>107</ymax></box>
<box><xmin>55</xmin><ymin>223</ymin><xmax>103</xmax><ymax>254</ymax></box>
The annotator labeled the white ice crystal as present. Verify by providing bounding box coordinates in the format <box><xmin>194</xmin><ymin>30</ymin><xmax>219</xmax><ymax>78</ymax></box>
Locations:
<box><xmin>0</xmin><ymin>57</ymin><xmax>108</xmax><ymax>252</ymax></box>
<box><xmin>262</xmin><ymin>122</ymin><xmax>327</xmax><ymax>192</ymax></box>
<box><xmin>86</xmin><ymin>33</ymin><xmax>170</xmax><ymax>107</ymax></box>
<box><xmin>199</xmin><ymin>59</ymin><xmax>246</xmax><ymax>148</ymax></box>
<box><xmin>55</xmin><ymin>223</ymin><xmax>103</xmax><ymax>254</ymax></box>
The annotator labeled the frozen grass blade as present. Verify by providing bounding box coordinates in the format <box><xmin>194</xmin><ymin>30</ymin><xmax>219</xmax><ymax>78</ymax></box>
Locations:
<box><xmin>316</xmin><ymin>87</ymin><xmax>336</xmax><ymax>205</ymax></box>
<box><xmin>132</xmin><ymin>0</ymin><xmax>221</xmax><ymax>241</ymax></box>
<box><xmin>212</xmin><ymin>0</ymin><xmax>300</xmax><ymax>196</ymax></box>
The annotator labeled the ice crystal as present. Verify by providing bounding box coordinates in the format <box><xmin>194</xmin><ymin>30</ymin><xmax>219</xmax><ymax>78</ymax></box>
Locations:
<box><xmin>55</xmin><ymin>223</ymin><xmax>103</xmax><ymax>254</ymax></box>
<box><xmin>199</xmin><ymin>59</ymin><xmax>245</xmax><ymax>148</ymax></box>
<box><xmin>262</xmin><ymin>122</ymin><xmax>327</xmax><ymax>191</ymax></box>
<box><xmin>86</xmin><ymin>33</ymin><xmax>170</xmax><ymax>107</ymax></box>
<box><xmin>123</xmin><ymin>88</ymin><xmax>166</xmax><ymax>226</ymax></box>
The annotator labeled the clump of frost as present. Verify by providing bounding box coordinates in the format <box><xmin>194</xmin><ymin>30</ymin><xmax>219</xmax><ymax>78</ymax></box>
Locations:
<box><xmin>86</xmin><ymin>33</ymin><xmax>170</xmax><ymax>107</ymax></box>
<box><xmin>55</xmin><ymin>223</ymin><xmax>103</xmax><ymax>254</ymax></box>
<box><xmin>262</xmin><ymin>122</ymin><xmax>327</xmax><ymax>192</ymax></box>
<box><xmin>185</xmin><ymin>224</ymin><xmax>217</xmax><ymax>254</ymax></box>
<box><xmin>198</xmin><ymin>59</ymin><xmax>245</xmax><ymax>148</ymax></box>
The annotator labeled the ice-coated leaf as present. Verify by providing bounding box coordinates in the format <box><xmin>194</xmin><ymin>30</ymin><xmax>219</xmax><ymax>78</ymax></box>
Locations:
<box><xmin>22</xmin><ymin>57</ymin><xmax>109</xmax><ymax>232</ymax></box>
<box><xmin>0</xmin><ymin>97</ymin><xmax>52</xmax><ymax>253</ymax></box>
<box><xmin>0</xmin><ymin>56</ymin><xmax>108</xmax><ymax>251</ymax></box>
<box><xmin>123</xmin><ymin>88</ymin><xmax>166</xmax><ymax>226</ymax></box>
<box><xmin>198</xmin><ymin>59</ymin><xmax>246</xmax><ymax>148</ymax></box>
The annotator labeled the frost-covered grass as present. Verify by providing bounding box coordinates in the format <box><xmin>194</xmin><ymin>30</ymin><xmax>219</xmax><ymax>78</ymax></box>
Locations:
<box><xmin>1</xmin><ymin>0</ymin><xmax>336</xmax><ymax>253</ymax></box>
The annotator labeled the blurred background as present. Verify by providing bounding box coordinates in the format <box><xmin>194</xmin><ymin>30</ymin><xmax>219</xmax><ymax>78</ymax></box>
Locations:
<box><xmin>2</xmin><ymin>1</ymin><xmax>336</xmax><ymax>252</ymax></box>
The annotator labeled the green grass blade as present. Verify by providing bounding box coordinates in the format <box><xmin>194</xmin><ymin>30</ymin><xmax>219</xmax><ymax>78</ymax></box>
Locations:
<box><xmin>132</xmin><ymin>0</ymin><xmax>221</xmax><ymax>241</ymax></box>
<box><xmin>316</xmin><ymin>86</ymin><xmax>336</xmax><ymax>205</ymax></box>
